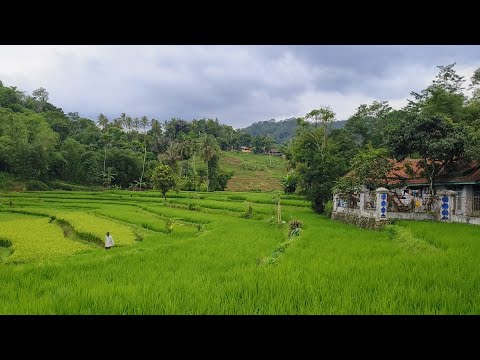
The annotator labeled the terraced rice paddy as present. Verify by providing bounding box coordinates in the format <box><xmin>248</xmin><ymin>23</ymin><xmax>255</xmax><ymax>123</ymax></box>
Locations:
<box><xmin>0</xmin><ymin>190</ymin><xmax>478</xmax><ymax>314</ymax></box>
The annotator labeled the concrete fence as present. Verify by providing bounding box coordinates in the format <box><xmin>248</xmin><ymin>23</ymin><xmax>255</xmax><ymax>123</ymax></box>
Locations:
<box><xmin>333</xmin><ymin>188</ymin><xmax>480</xmax><ymax>227</ymax></box>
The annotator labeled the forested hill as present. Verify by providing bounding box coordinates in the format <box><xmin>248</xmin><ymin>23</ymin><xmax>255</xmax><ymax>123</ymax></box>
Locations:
<box><xmin>242</xmin><ymin>118</ymin><xmax>346</xmax><ymax>144</ymax></box>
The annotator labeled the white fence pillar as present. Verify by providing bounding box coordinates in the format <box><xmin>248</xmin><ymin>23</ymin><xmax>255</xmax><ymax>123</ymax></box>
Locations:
<box><xmin>333</xmin><ymin>194</ymin><xmax>338</xmax><ymax>212</ymax></box>
<box><xmin>359</xmin><ymin>192</ymin><xmax>366</xmax><ymax>210</ymax></box>
<box><xmin>376</xmin><ymin>187</ymin><xmax>389</xmax><ymax>220</ymax></box>
<box><xmin>438</xmin><ymin>190</ymin><xmax>457</xmax><ymax>221</ymax></box>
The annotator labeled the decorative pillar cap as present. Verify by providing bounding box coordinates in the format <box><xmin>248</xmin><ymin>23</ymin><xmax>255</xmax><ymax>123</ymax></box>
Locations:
<box><xmin>375</xmin><ymin>187</ymin><xmax>389</xmax><ymax>193</ymax></box>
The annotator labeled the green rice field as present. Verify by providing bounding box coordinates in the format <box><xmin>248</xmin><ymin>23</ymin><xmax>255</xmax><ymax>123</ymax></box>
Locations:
<box><xmin>0</xmin><ymin>190</ymin><xmax>478</xmax><ymax>314</ymax></box>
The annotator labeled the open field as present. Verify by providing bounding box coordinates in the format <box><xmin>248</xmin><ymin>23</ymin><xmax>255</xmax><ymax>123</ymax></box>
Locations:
<box><xmin>0</xmin><ymin>190</ymin><xmax>479</xmax><ymax>314</ymax></box>
<box><xmin>220</xmin><ymin>152</ymin><xmax>286</xmax><ymax>191</ymax></box>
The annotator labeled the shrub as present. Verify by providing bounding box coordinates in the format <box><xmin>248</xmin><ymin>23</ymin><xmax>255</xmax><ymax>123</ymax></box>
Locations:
<box><xmin>188</xmin><ymin>203</ymin><xmax>198</xmax><ymax>211</ymax></box>
<box><xmin>178</xmin><ymin>178</ymin><xmax>196</xmax><ymax>191</ymax></box>
<box><xmin>0</xmin><ymin>238</ymin><xmax>13</xmax><ymax>248</ymax></box>
<box><xmin>0</xmin><ymin>172</ymin><xmax>18</xmax><ymax>191</ymax></box>
<box><xmin>25</xmin><ymin>180</ymin><xmax>49</xmax><ymax>191</ymax></box>
<box><xmin>281</xmin><ymin>174</ymin><xmax>297</xmax><ymax>194</ymax></box>
<box><xmin>165</xmin><ymin>218</ymin><xmax>174</xmax><ymax>233</ymax></box>
<box><xmin>209</xmin><ymin>171</ymin><xmax>234</xmax><ymax>191</ymax></box>
<box><xmin>241</xmin><ymin>204</ymin><xmax>253</xmax><ymax>219</ymax></box>
<box><xmin>324</xmin><ymin>200</ymin><xmax>333</xmax><ymax>218</ymax></box>
<box><xmin>288</xmin><ymin>219</ymin><xmax>303</xmax><ymax>237</ymax></box>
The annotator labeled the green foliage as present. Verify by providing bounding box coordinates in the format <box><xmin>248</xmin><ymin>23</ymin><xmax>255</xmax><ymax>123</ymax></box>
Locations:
<box><xmin>188</xmin><ymin>203</ymin><xmax>198</xmax><ymax>211</ymax></box>
<box><xmin>333</xmin><ymin>146</ymin><xmax>393</xmax><ymax>195</ymax></box>
<box><xmin>345</xmin><ymin>101</ymin><xmax>393</xmax><ymax>147</ymax></box>
<box><xmin>281</xmin><ymin>173</ymin><xmax>297</xmax><ymax>194</ymax></box>
<box><xmin>288</xmin><ymin>219</ymin><xmax>303</xmax><ymax>231</ymax></box>
<box><xmin>241</xmin><ymin>204</ymin><xmax>253</xmax><ymax>218</ymax></box>
<box><xmin>25</xmin><ymin>180</ymin><xmax>50</xmax><ymax>191</ymax></box>
<box><xmin>287</xmin><ymin>123</ymin><xmax>357</xmax><ymax>213</ymax></box>
<box><xmin>324</xmin><ymin>200</ymin><xmax>333</xmax><ymax>218</ymax></box>
<box><xmin>150</xmin><ymin>164</ymin><xmax>177</xmax><ymax>200</ymax></box>
<box><xmin>386</xmin><ymin>112</ymin><xmax>469</xmax><ymax>193</ymax></box>
<box><xmin>242</xmin><ymin>118</ymin><xmax>299</xmax><ymax>144</ymax></box>
<box><xmin>0</xmin><ymin>238</ymin><xmax>13</xmax><ymax>248</ymax></box>
<box><xmin>0</xmin><ymin>172</ymin><xmax>23</xmax><ymax>191</ymax></box>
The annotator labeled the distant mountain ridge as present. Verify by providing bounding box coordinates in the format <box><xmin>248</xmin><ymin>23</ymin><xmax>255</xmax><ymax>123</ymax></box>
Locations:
<box><xmin>241</xmin><ymin>117</ymin><xmax>346</xmax><ymax>144</ymax></box>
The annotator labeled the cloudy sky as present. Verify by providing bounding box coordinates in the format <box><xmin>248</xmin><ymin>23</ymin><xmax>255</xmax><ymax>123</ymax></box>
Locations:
<box><xmin>0</xmin><ymin>45</ymin><xmax>478</xmax><ymax>128</ymax></box>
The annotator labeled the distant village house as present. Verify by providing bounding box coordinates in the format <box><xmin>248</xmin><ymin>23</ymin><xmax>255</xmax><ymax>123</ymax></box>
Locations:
<box><xmin>268</xmin><ymin>148</ymin><xmax>283</xmax><ymax>156</ymax></box>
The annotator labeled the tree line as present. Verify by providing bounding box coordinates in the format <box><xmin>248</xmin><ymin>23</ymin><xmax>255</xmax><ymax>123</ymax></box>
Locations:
<box><xmin>0</xmin><ymin>81</ymin><xmax>281</xmax><ymax>192</ymax></box>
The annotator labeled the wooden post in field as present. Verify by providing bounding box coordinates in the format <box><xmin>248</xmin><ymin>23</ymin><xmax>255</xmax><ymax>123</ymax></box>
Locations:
<box><xmin>277</xmin><ymin>197</ymin><xmax>281</xmax><ymax>224</ymax></box>
<box><xmin>273</xmin><ymin>191</ymin><xmax>282</xmax><ymax>225</ymax></box>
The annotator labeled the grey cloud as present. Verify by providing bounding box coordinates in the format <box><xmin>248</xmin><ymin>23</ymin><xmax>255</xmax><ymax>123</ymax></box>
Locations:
<box><xmin>1</xmin><ymin>45</ymin><xmax>479</xmax><ymax>127</ymax></box>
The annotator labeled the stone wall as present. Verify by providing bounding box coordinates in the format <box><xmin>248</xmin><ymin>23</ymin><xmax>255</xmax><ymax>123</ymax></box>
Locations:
<box><xmin>388</xmin><ymin>212</ymin><xmax>437</xmax><ymax>221</ymax></box>
<box><xmin>451</xmin><ymin>214</ymin><xmax>480</xmax><ymax>225</ymax></box>
<box><xmin>331</xmin><ymin>212</ymin><xmax>390</xmax><ymax>230</ymax></box>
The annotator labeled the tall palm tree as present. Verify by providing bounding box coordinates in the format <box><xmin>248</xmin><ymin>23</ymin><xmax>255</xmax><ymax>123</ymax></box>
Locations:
<box><xmin>177</xmin><ymin>139</ymin><xmax>194</xmax><ymax>177</ymax></box>
<box><xmin>97</xmin><ymin>113</ymin><xmax>109</xmax><ymax>131</ymax></box>
<box><xmin>159</xmin><ymin>142</ymin><xmax>181</xmax><ymax>173</ymax></box>
<box><xmin>199</xmin><ymin>134</ymin><xmax>220</xmax><ymax>192</ymax></box>
<box><xmin>133</xmin><ymin>117</ymin><xmax>140</xmax><ymax>140</ymax></box>
<box><xmin>139</xmin><ymin>144</ymin><xmax>148</xmax><ymax>189</ymax></box>
<box><xmin>150</xmin><ymin>119</ymin><xmax>162</xmax><ymax>136</ymax></box>
<box><xmin>141</xmin><ymin>116</ymin><xmax>149</xmax><ymax>134</ymax></box>
<box><xmin>118</xmin><ymin>113</ymin><xmax>128</xmax><ymax>131</ymax></box>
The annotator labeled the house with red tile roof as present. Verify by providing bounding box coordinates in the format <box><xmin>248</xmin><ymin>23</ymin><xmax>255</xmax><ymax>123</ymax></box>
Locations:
<box><xmin>379</xmin><ymin>159</ymin><xmax>480</xmax><ymax>215</ymax></box>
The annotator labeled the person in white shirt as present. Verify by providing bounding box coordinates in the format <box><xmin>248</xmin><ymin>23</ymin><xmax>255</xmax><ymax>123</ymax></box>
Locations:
<box><xmin>105</xmin><ymin>232</ymin><xmax>115</xmax><ymax>250</ymax></box>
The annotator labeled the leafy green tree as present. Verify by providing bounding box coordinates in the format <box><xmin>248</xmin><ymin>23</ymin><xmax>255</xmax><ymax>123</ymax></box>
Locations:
<box><xmin>31</xmin><ymin>87</ymin><xmax>49</xmax><ymax>112</ymax></box>
<box><xmin>286</xmin><ymin>122</ymin><xmax>354</xmax><ymax>213</ymax></box>
<box><xmin>386</xmin><ymin>112</ymin><xmax>469</xmax><ymax>195</ymax></box>
<box><xmin>0</xmin><ymin>109</ymin><xmax>58</xmax><ymax>179</ymax></box>
<box><xmin>106</xmin><ymin>148</ymin><xmax>142</xmax><ymax>188</ymax></box>
<box><xmin>345</xmin><ymin>101</ymin><xmax>392</xmax><ymax>147</ymax></box>
<box><xmin>407</xmin><ymin>63</ymin><xmax>466</xmax><ymax>112</ymax></box>
<box><xmin>281</xmin><ymin>173</ymin><xmax>298</xmax><ymax>194</ymax></box>
<box><xmin>305</xmin><ymin>106</ymin><xmax>336</xmax><ymax>150</ymax></box>
<box><xmin>333</xmin><ymin>146</ymin><xmax>393</xmax><ymax>196</ymax></box>
<box><xmin>151</xmin><ymin>163</ymin><xmax>177</xmax><ymax>200</ymax></box>
<box><xmin>252</xmin><ymin>134</ymin><xmax>274</xmax><ymax>154</ymax></box>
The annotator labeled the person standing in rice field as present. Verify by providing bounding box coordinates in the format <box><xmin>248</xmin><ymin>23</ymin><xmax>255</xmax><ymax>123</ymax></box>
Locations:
<box><xmin>105</xmin><ymin>232</ymin><xmax>115</xmax><ymax>250</ymax></box>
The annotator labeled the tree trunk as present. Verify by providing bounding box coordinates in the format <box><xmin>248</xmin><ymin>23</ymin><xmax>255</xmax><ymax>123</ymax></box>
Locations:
<box><xmin>206</xmin><ymin>160</ymin><xmax>209</xmax><ymax>192</ymax></box>
<box><xmin>103</xmin><ymin>147</ymin><xmax>107</xmax><ymax>172</ymax></box>
<box><xmin>277</xmin><ymin>200</ymin><xmax>281</xmax><ymax>224</ymax></box>
<box><xmin>313</xmin><ymin>194</ymin><xmax>324</xmax><ymax>214</ymax></box>
<box><xmin>192</xmin><ymin>153</ymin><xmax>196</xmax><ymax>191</ymax></box>
<box><xmin>139</xmin><ymin>145</ymin><xmax>147</xmax><ymax>186</ymax></box>
<box><xmin>323</xmin><ymin>124</ymin><xmax>327</xmax><ymax>151</ymax></box>
<box><xmin>429</xmin><ymin>161</ymin><xmax>436</xmax><ymax>196</ymax></box>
